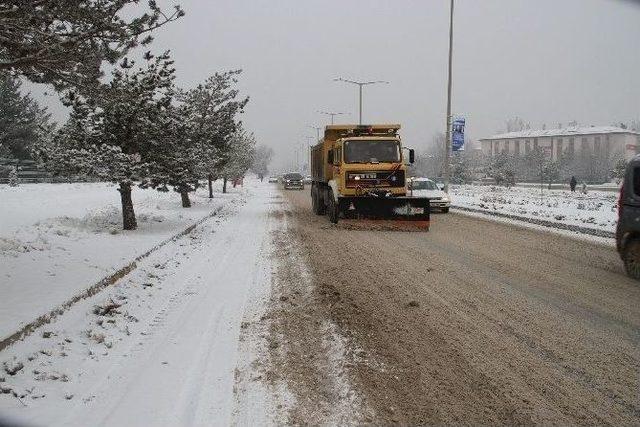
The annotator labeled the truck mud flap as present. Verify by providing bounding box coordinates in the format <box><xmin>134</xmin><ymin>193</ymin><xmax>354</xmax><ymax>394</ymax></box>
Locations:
<box><xmin>338</xmin><ymin>197</ymin><xmax>431</xmax><ymax>231</ymax></box>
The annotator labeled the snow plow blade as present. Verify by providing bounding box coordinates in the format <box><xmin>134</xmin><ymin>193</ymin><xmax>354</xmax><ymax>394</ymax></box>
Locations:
<box><xmin>338</xmin><ymin>196</ymin><xmax>431</xmax><ymax>231</ymax></box>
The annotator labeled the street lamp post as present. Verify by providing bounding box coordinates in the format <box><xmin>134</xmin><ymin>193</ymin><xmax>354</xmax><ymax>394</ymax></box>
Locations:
<box><xmin>305</xmin><ymin>136</ymin><xmax>315</xmax><ymax>173</ymax></box>
<box><xmin>333</xmin><ymin>78</ymin><xmax>389</xmax><ymax>125</ymax></box>
<box><xmin>317</xmin><ymin>110</ymin><xmax>348</xmax><ymax>125</ymax></box>
<box><xmin>308</xmin><ymin>125</ymin><xmax>321</xmax><ymax>142</ymax></box>
<box><xmin>443</xmin><ymin>0</ymin><xmax>454</xmax><ymax>194</ymax></box>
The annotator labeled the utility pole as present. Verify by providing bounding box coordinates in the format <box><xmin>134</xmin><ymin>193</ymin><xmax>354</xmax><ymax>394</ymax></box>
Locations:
<box><xmin>333</xmin><ymin>78</ymin><xmax>389</xmax><ymax>125</ymax></box>
<box><xmin>443</xmin><ymin>0</ymin><xmax>454</xmax><ymax>194</ymax></box>
<box><xmin>318</xmin><ymin>110</ymin><xmax>348</xmax><ymax>125</ymax></box>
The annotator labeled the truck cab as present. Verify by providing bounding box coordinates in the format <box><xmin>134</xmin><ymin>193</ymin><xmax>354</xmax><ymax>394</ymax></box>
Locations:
<box><xmin>329</xmin><ymin>133</ymin><xmax>410</xmax><ymax>198</ymax></box>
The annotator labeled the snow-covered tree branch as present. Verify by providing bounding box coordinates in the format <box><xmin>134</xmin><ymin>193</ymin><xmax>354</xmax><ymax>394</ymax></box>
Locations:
<box><xmin>0</xmin><ymin>1</ymin><xmax>184</xmax><ymax>89</ymax></box>
<box><xmin>38</xmin><ymin>52</ymin><xmax>179</xmax><ymax>230</ymax></box>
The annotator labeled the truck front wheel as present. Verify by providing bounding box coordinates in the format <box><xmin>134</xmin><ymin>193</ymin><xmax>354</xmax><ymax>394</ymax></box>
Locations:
<box><xmin>327</xmin><ymin>190</ymin><xmax>339</xmax><ymax>224</ymax></box>
<box><xmin>311</xmin><ymin>185</ymin><xmax>325</xmax><ymax>215</ymax></box>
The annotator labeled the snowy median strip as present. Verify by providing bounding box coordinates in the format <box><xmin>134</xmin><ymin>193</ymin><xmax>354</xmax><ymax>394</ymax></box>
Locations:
<box><xmin>0</xmin><ymin>203</ymin><xmax>227</xmax><ymax>352</ymax></box>
<box><xmin>0</xmin><ymin>181</ymin><xmax>245</xmax><ymax>349</ymax></box>
<box><xmin>449</xmin><ymin>184</ymin><xmax>618</xmax><ymax>239</ymax></box>
<box><xmin>450</xmin><ymin>205</ymin><xmax>615</xmax><ymax>239</ymax></box>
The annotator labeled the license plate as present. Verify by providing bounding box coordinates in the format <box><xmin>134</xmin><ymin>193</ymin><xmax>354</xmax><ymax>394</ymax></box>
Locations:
<box><xmin>410</xmin><ymin>207</ymin><xmax>425</xmax><ymax>214</ymax></box>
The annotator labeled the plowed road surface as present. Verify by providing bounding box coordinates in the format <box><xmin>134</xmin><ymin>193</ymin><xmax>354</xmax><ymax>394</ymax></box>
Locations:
<box><xmin>269</xmin><ymin>188</ymin><xmax>639</xmax><ymax>425</ymax></box>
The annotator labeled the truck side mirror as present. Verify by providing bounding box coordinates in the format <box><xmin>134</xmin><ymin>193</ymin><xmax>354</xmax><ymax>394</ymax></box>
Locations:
<box><xmin>327</xmin><ymin>149</ymin><xmax>334</xmax><ymax>164</ymax></box>
<box><xmin>409</xmin><ymin>149</ymin><xmax>415</xmax><ymax>164</ymax></box>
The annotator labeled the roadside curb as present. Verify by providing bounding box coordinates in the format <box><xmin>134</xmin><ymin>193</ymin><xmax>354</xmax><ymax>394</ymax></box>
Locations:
<box><xmin>0</xmin><ymin>204</ymin><xmax>227</xmax><ymax>352</ymax></box>
<box><xmin>451</xmin><ymin>205</ymin><xmax>615</xmax><ymax>239</ymax></box>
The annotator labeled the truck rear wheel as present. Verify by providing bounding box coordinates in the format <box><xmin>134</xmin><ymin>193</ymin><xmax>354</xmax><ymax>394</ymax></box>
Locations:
<box><xmin>623</xmin><ymin>238</ymin><xmax>640</xmax><ymax>280</ymax></box>
<box><xmin>311</xmin><ymin>184</ymin><xmax>325</xmax><ymax>215</ymax></box>
<box><xmin>327</xmin><ymin>190</ymin><xmax>339</xmax><ymax>224</ymax></box>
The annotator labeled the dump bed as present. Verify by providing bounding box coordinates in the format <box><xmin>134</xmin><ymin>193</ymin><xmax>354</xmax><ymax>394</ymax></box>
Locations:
<box><xmin>311</xmin><ymin>141</ymin><xmax>331</xmax><ymax>183</ymax></box>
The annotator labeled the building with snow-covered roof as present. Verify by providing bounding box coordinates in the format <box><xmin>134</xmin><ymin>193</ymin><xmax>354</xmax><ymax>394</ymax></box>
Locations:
<box><xmin>479</xmin><ymin>126</ymin><xmax>639</xmax><ymax>162</ymax></box>
<box><xmin>479</xmin><ymin>126</ymin><xmax>640</xmax><ymax>182</ymax></box>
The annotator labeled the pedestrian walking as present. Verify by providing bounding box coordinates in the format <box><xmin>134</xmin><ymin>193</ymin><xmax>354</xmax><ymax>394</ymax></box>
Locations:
<box><xmin>570</xmin><ymin>176</ymin><xmax>577</xmax><ymax>192</ymax></box>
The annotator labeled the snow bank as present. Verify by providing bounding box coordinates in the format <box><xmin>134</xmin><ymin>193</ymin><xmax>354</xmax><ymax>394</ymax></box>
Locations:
<box><xmin>0</xmin><ymin>181</ymin><xmax>277</xmax><ymax>425</ymax></box>
<box><xmin>0</xmin><ymin>181</ymin><xmax>244</xmax><ymax>341</ymax></box>
<box><xmin>450</xmin><ymin>185</ymin><xmax>619</xmax><ymax>234</ymax></box>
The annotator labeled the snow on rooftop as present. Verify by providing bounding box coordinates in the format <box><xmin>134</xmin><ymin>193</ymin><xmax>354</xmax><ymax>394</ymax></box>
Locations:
<box><xmin>482</xmin><ymin>126</ymin><xmax>639</xmax><ymax>141</ymax></box>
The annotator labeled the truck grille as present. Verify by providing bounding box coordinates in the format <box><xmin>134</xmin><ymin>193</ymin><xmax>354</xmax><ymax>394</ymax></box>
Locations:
<box><xmin>345</xmin><ymin>170</ymin><xmax>405</xmax><ymax>188</ymax></box>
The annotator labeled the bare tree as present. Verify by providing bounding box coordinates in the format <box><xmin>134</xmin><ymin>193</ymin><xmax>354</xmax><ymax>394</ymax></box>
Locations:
<box><xmin>412</xmin><ymin>132</ymin><xmax>445</xmax><ymax>178</ymax></box>
<box><xmin>504</xmin><ymin>117</ymin><xmax>529</xmax><ymax>133</ymax></box>
<box><xmin>251</xmin><ymin>145</ymin><xmax>274</xmax><ymax>180</ymax></box>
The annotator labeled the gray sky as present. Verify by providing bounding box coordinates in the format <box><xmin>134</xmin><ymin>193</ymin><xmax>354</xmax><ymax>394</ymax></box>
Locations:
<box><xmin>32</xmin><ymin>0</ymin><xmax>640</xmax><ymax>172</ymax></box>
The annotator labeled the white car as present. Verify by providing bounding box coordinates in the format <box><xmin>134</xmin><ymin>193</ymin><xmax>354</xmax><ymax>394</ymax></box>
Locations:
<box><xmin>407</xmin><ymin>177</ymin><xmax>451</xmax><ymax>213</ymax></box>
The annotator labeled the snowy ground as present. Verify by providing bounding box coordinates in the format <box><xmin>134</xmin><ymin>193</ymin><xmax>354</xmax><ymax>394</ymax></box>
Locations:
<box><xmin>0</xmin><ymin>182</ymin><xmax>242</xmax><ymax>342</ymax></box>
<box><xmin>0</xmin><ymin>179</ymin><xmax>282</xmax><ymax>426</ymax></box>
<box><xmin>449</xmin><ymin>184</ymin><xmax>619</xmax><ymax>235</ymax></box>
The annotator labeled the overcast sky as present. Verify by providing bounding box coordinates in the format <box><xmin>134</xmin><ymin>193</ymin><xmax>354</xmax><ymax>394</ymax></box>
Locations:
<box><xmin>31</xmin><ymin>0</ymin><xmax>640</xmax><ymax>172</ymax></box>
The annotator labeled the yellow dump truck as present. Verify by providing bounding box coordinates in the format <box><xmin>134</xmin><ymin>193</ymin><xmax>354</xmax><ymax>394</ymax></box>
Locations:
<box><xmin>310</xmin><ymin>124</ymin><xmax>430</xmax><ymax>229</ymax></box>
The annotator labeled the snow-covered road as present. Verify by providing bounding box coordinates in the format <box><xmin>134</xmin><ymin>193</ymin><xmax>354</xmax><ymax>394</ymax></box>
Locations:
<box><xmin>1</xmin><ymin>182</ymin><xmax>278</xmax><ymax>426</ymax></box>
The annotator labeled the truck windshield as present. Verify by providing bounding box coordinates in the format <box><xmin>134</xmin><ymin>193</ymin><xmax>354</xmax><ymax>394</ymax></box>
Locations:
<box><xmin>343</xmin><ymin>140</ymin><xmax>400</xmax><ymax>163</ymax></box>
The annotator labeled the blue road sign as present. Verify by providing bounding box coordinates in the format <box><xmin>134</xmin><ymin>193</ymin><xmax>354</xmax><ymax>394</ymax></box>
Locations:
<box><xmin>452</xmin><ymin>117</ymin><xmax>465</xmax><ymax>151</ymax></box>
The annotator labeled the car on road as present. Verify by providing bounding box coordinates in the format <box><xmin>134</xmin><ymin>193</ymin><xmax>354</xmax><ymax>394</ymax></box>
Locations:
<box><xmin>282</xmin><ymin>172</ymin><xmax>304</xmax><ymax>190</ymax></box>
<box><xmin>407</xmin><ymin>177</ymin><xmax>451</xmax><ymax>213</ymax></box>
<box><xmin>617</xmin><ymin>155</ymin><xmax>640</xmax><ymax>279</ymax></box>
<box><xmin>433</xmin><ymin>177</ymin><xmax>446</xmax><ymax>190</ymax></box>
<box><xmin>268</xmin><ymin>176</ymin><xmax>279</xmax><ymax>183</ymax></box>
<box><xmin>303</xmin><ymin>175</ymin><xmax>312</xmax><ymax>185</ymax></box>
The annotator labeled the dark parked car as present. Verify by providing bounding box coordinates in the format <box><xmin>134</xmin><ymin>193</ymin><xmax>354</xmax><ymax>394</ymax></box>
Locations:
<box><xmin>617</xmin><ymin>154</ymin><xmax>640</xmax><ymax>279</ymax></box>
<box><xmin>282</xmin><ymin>172</ymin><xmax>304</xmax><ymax>190</ymax></box>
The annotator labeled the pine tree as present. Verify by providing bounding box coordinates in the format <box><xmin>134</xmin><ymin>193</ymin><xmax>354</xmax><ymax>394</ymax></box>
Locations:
<box><xmin>38</xmin><ymin>52</ymin><xmax>179</xmax><ymax>230</ymax></box>
<box><xmin>0</xmin><ymin>1</ymin><xmax>184</xmax><ymax>90</ymax></box>
<box><xmin>0</xmin><ymin>72</ymin><xmax>52</xmax><ymax>160</ymax></box>
<box><xmin>150</xmin><ymin>109</ymin><xmax>203</xmax><ymax>208</ymax></box>
<box><xmin>612</xmin><ymin>157</ymin><xmax>628</xmax><ymax>184</ymax></box>
<box><xmin>177</xmin><ymin>71</ymin><xmax>249</xmax><ymax>198</ymax></box>
<box><xmin>221</xmin><ymin>128</ymin><xmax>256</xmax><ymax>192</ymax></box>
<box><xmin>488</xmin><ymin>152</ymin><xmax>517</xmax><ymax>185</ymax></box>
<box><xmin>451</xmin><ymin>156</ymin><xmax>471</xmax><ymax>184</ymax></box>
